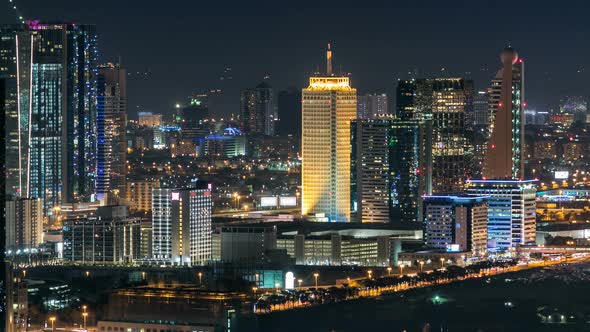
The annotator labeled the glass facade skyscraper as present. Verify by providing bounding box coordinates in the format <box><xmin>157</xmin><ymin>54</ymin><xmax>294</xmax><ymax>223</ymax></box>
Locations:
<box><xmin>397</xmin><ymin>78</ymin><xmax>473</xmax><ymax>193</ymax></box>
<box><xmin>351</xmin><ymin>118</ymin><xmax>431</xmax><ymax>224</ymax></box>
<box><xmin>96</xmin><ymin>63</ymin><xmax>127</xmax><ymax>204</ymax></box>
<box><xmin>26</xmin><ymin>21</ymin><xmax>99</xmax><ymax>209</ymax></box>
<box><xmin>0</xmin><ymin>25</ymin><xmax>34</xmax><ymax>198</ymax></box>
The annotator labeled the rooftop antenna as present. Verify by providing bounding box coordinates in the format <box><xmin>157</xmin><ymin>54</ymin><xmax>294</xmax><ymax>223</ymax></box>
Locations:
<box><xmin>326</xmin><ymin>43</ymin><xmax>332</xmax><ymax>76</ymax></box>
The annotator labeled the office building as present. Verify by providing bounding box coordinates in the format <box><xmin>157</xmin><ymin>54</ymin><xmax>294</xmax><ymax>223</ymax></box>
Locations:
<box><xmin>125</xmin><ymin>180</ymin><xmax>160</xmax><ymax>212</ymax></box>
<box><xmin>422</xmin><ymin>195</ymin><xmax>488</xmax><ymax>257</ymax></box>
<box><xmin>357</xmin><ymin>93</ymin><xmax>388</xmax><ymax>119</ymax></box>
<box><xmin>179</xmin><ymin>94</ymin><xmax>210</xmax><ymax>127</ymax></box>
<box><xmin>484</xmin><ymin>47</ymin><xmax>525</xmax><ymax>179</ymax></box>
<box><xmin>395</xmin><ymin>79</ymin><xmax>416</xmax><ymax>120</ymax></box>
<box><xmin>218</xmin><ymin>225</ymin><xmax>277</xmax><ymax>262</ymax></box>
<box><xmin>275</xmin><ymin>233</ymin><xmax>391</xmax><ymax>266</ymax></box>
<box><xmin>27</xmin><ymin>21</ymin><xmax>99</xmax><ymax>206</ymax></box>
<box><xmin>351</xmin><ymin>119</ymin><xmax>389</xmax><ymax>223</ymax></box>
<box><xmin>302</xmin><ymin>45</ymin><xmax>356</xmax><ymax>222</ymax></box>
<box><xmin>351</xmin><ymin>118</ymin><xmax>431</xmax><ymax>224</ymax></box>
<box><xmin>203</xmin><ymin>128</ymin><xmax>247</xmax><ymax>158</ymax></box>
<box><xmin>137</xmin><ymin>112</ymin><xmax>162</xmax><ymax>127</ymax></box>
<box><xmin>240</xmin><ymin>82</ymin><xmax>275</xmax><ymax>136</ymax></box>
<box><xmin>466</xmin><ymin>179</ymin><xmax>536</xmax><ymax>252</ymax></box>
<box><xmin>152</xmin><ymin>183</ymin><xmax>212</xmax><ymax>265</ymax></box>
<box><xmin>0</xmin><ymin>25</ymin><xmax>34</xmax><ymax>198</ymax></box>
<box><xmin>473</xmin><ymin>90</ymin><xmax>490</xmax><ymax>126</ymax></box>
<box><xmin>5</xmin><ymin>198</ymin><xmax>43</xmax><ymax>251</ymax></box>
<box><xmin>62</xmin><ymin>206</ymin><xmax>141</xmax><ymax>263</ymax></box>
<box><xmin>276</xmin><ymin>88</ymin><xmax>302</xmax><ymax>137</ymax></box>
<box><xmin>96</xmin><ymin>63</ymin><xmax>127</xmax><ymax>204</ymax></box>
<box><xmin>396</xmin><ymin>78</ymin><xmax>473</xmax><ymax>193</ymax></box>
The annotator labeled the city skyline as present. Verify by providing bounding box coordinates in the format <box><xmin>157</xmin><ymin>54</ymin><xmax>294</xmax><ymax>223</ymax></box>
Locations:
<box><xmin>1</xmin><ymin>1</ymin><xmax>588</xmax><ymax>118</ymax></box>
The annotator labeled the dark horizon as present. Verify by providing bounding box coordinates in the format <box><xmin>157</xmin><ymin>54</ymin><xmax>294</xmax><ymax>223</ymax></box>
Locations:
<box><xmin>1</xmin><ymin>0</ymin><xmax>588</xmax><ymax>118</ymax></box>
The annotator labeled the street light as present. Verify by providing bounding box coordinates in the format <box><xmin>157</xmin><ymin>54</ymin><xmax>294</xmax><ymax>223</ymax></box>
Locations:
<box><xmin>313</xmin><ymin>273</ymin><xmax>319</xmax><ymax>287</ymax></box>
<box><xmin>440</xmin><ymin>257</ymin><xmax>445</xmax><ymax>268</ymax></box>
<box><xmin>367</xmin><ymin>270</ymin><xmax>373</xmax><ymax>279</ymax></box>
<box><xmin>50</xmin><ymin>316</ymin><xmax>56</xmax><ymax>332</ymax></box>
<box><xmin>399</xmin><ymin>264</ymin><xmax>405</xmax><ymax>275</ymax></box>
<box><xmin>198</xmin><ymin>272</ymin><xmax>203</xmax><ymax>285</ymax></box>
<box><xmin>419</xmin><ymin>261</ymin><xmax>425</xmax><ymax>272</ymax></box>
<box><xmin>297</xmin><ymin>279</ymin><xmax>303</xmax><ymax>288</ymax></box>
<box><xmin>387</xmin><ymin>266</ymin><xmax>392</xmax><ymax>276</ymax></box>
<box><xmin>82</xmin><ymin>312</ymin><xmax>88</xmax><ymax>330</ymax></box>
<box><xmin>252</xmin><ymin>286</ymin><xmax>258</xmax><ymax>295</ymax></box>
<box><xmin>85</xmin><ymin>271</ymin><xmax>90</xmax><ymax>277</ymax></box>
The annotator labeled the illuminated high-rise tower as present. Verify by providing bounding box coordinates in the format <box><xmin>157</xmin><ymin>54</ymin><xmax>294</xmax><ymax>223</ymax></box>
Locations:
<box><xmin>484</xmin><ymin>47</ymin><xmax>524</xmax><ymax>179</ymax></box>
<box><xmin>27</xmin><ymin>21</ymin><xmax>99</xmax><ymax>207</ymax></box>
<box><xmin>302</xmin><ymin>45</ymin><xmax>356</xmax><ymax>222</ymax></box>
<box><xmin>0</xmin><ymin>25</ymin><xmax>34</xmax><ymax>199</ymax></box>
<box><xmin>96</xmin><ymin>63</ymin><xmax>127</xmax><ymax>204</ymax></box>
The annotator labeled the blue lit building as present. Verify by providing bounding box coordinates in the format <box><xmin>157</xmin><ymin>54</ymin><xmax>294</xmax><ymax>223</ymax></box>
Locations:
<box><xmin>466</xmin><ymin>179</ymin><xmax>536</xmax><ymax>252</ymax></box>
<box><xmin>27</xmin><ymin>21</ymin><xmax>99</xmax><ymax>207</ymax></box>
<box><xmin>422</xmin><ymin>195</ymin><xmax>488</xmax><ymax>257</ymax></box>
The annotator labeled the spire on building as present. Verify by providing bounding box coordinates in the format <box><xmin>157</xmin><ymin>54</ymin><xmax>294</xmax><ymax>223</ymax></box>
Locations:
<box><xmin>326</xmin><ymin>43</ymin><xmax>332</xmax><ymax>76</ymax></box>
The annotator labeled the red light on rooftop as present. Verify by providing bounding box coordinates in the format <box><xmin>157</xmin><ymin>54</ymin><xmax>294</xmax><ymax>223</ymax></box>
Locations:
<box><xmin>523</xmin><ymin>102</ymin><xmax>527</xmax><ymax>107</ymax></box>
<box><xmin>491</xmin><ymin>144</ymin><xmax>496</xmax><ymax>149</ymax></box>
<box><xmin>498</xmin><ymin>102</ymin><xmax>503</xmax><ymax>107</ymax></box>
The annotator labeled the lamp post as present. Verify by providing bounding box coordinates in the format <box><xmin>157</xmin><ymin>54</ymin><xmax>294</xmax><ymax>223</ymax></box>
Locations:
<box><xmin>313</xmin><ymin>273</ymin><xmax>319</xmax><ymax>287</ymax></box>
<box><xmin>252</xmin><ymin>287</ymin><xmax>258</xmax><ymax>295</ymax></box>
<box><xmin>297</xmin><ymin>279</ymin><xmax>303</xmax><ymax>288</ymax></box>
<box><xmin>50</xmin><ymin>317</ymin><xmax>56</xmax><ymax>332</ymax></box>
<box><xmin>399</xmin><ymin>264</ymin><xmax>404</xmax><ymax>275</ymax></box>
<box><xmin>387</xmin><ymin>266</ymin><xmax>392</xmax><ymax>276</ymax></box>
<box><xmin>440</xmin><ymin>257</ymin><xmax>445</xmax><ymax>269</ymax></box>
<box><xmin>198</xmin><ymin>272</ymin><xmax>203</xmax><ymax>286</ymax></box>
<box><xmin>419</xmin><ymin>261</ymin><xmax>424</xmax><ymax>272</ymax></box>
<box><xmin>82</xmin><ymin>312</ymin><xmax>88</xmax><ymax>330</ymax></box>
<box><xmin>367</xmin><ymin>270</ymin><xmax>373</xmax><ymax>280</ymax></box>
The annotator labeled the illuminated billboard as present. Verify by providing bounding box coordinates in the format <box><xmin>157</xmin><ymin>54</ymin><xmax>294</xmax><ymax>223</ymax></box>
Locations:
<box><xmin>554</xmin><ymin>171</ymin><xmax>569</xmax><ymax>179</ymax></box>
<box><xmin>279</xmin><ymin>196</ymin><xmax>297</xmax><ymax>207</ymax></box>
<box><xmin>260</xmin><ymin>197</ymin><xmax>278</xmax><ymax>207</ymax></box>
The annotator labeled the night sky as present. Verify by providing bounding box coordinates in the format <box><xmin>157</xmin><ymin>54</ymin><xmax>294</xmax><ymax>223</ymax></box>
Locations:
<box><xmin>1</xmin><ymin>0</ymin><xmax>589</xmax><ymax>118</ymax></box>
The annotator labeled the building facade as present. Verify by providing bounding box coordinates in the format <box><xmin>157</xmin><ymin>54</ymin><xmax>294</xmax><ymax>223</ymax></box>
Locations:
<box><xmin>240</xmin><ymin>82</ymin><xmax>275</xmax><ymax>136</ymax></box>
<box><xmin>484</xmin><ymin>47</ymin><xmax>525</xmax><ymax>179</ymax></box>
<box><xmin>422</xmin><ymin>195</ymin><xmax>488</xmax><ymax>257</ymax></box>
<box><xmin>5</xmin><ymin>198</ymin><xmax>43</xmax><ymax>251</ymax></box>
<box><xmin>0</xmin><ymin>25</ymin><xmax>34</xmax><ymax>199</ymax></box>
<box><xmin>302</xmin><ymin>46</ymin><xmax>356</xmax><ymax>222</ymax></box>
<box><xmin>466</xmin><ymin>179</ymin><xmax>536</xmax><ymax>252</ymax></box>
<box><xmin>96</xmin><ymin>63</ymin><xmax>127</xmax><ymax>204</ymax></box>
<box><xmin>357</xmin><ymin>93</ymin><xmax>388</xmax><ymax>119</ymax></box>
<box><xmin>397</xmin><ymin>78</ymin><xmax>473</xmax><ymax>193</ymax></box>
<box><xmin>351</xmin><ymin>118</ymin><xmax>431</xmax><ymax>224</ymax></box>
<box><xmin>152</xmin><ymin>184</ymin><xmax>212</xmax><ymax>265</ymax></box>
<box><xmin>125</xmin><ymin>179</ymin><xmax>160</xmax><ymax>212</ymax></box>
<box><xmin>62</xmin><ymin>206</ymin><xmax>141</xmax><ymax>263</ymax></box>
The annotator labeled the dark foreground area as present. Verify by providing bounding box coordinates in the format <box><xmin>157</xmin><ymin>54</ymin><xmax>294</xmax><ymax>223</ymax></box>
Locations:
<box><xmin>239</xmin><ymin>262</ymin><xmax>590</xmax><ymax>332</ymax></box>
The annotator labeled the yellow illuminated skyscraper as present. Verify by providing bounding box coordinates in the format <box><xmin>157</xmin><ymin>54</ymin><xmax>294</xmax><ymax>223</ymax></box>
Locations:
<box><xmin>301</xmin><ymin>45</ymin><xmax>356</xmax><ymax>222</ymax></box>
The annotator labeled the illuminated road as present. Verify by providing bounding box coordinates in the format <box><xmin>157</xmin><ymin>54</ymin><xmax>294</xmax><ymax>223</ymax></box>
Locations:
<box><xmin>254</xmin><ymin>255</ymin><xmax>590</xmax><ymax>314</ymax></box>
